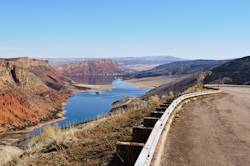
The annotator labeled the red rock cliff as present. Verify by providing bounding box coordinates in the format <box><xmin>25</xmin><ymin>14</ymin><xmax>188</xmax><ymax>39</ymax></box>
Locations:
<box><xmin>0</xmin><ymin>57</ymin><xmax>72</xmax><ymax>133</ymax></box>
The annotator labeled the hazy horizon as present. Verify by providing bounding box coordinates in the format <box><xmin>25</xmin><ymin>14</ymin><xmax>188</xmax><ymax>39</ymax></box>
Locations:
<box><xmin>0</xmin><ymin>55</ymin><xmax>242</xmax><ymax>61</ymax></box>
<box><xmin>1</xmin><ymin>0</ymin><xmax>249</xmax><ymax>60</ymax></box>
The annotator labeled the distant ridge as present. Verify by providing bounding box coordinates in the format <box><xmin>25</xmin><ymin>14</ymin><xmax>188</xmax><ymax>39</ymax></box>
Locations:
<box><xmin>44</xmin><ymin>56</ymin><xmax>183</xmax><ymax>65</ymax></box>
<box><xmin>204</xmin><ymin>56</ymin><xmax>250</xmax><ymax>85</ymax></box>
<box><xmin>113</xmin><ymin>56</ymin><xmax>184</xmax><ymax>65</ymax></box>
<box><xmin>127</xmin><ymin>59</ymin><xmax>224</xmax><ymax>78</ymax></box>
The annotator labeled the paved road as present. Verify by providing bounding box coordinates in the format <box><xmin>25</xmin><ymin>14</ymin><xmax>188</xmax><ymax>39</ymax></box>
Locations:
<box><xmin>158</xmin><ymin>87</ymin><xmax>250</xmax><ymax>166</ymax></box>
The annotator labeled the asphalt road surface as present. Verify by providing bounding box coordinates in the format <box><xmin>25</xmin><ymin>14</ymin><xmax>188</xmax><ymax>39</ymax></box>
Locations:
<box><xmin>159</xmin><ymin>86</ymin><xmax>250</xmax><ymax>166</ymax></box>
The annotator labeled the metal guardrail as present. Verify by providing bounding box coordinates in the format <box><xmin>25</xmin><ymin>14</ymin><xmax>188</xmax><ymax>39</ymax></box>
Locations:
<box><xmin>135</xmin><ymin>90</ymin><xmax>221</xmax><ymax>166</ymax></box>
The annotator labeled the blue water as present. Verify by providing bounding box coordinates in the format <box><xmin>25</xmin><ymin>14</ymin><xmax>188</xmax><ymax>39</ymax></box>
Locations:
<box><xmin>57</xmin><ymin>79</ymin><xmax>148</xmax><ymax>127</ymax></box>
<box><xmin>27</xmin><ymin>79</ymin><xmax>148</xmax><ymax>137</ymax></box>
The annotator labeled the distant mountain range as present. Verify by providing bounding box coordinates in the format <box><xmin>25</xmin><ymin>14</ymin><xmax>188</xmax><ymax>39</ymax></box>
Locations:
<box><xmin>114</xmin><ymin>56</ymin><xmax>184</xmax><ymax>71</ymax></box>
<box><xmin>45</xmin><ymin>56</ymin><xmax>184</xmax><ymax>71</ymax></box>
<box><xmin>127</xmin><ymin>60</ymin><xmax>225</xmax><ymax>78</ymax></box>
<box><xmin>113</xmin><ymin>56</ymin><xmax>184</xmax><ymax>65</ymax></box>
<box><xmin>45</xmin><ymin>56</ymin><xmax>183</xmax><ymax>65</ymax></box>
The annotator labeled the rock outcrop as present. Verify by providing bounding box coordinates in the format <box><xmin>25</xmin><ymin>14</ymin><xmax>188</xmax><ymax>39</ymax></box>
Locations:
<box><xmin>0</xmin><ymin>57</ymin><xmax>72</xmax><ymax>132</ymax></box>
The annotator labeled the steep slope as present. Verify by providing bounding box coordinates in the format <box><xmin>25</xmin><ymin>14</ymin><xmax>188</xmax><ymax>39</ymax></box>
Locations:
<box><xmin>143</xmin><ymin>74</ymin><xmax>200</xmax><ymax>97</ymax></box>
<box><xmin>0</xmin><ymin>57</ymin><xmax>72</xmax><ymax>132</ymax></box>
<box><xmin>127</xmin><ymin>60</ymin><xmax>223</xmax><ymax>78</ymax></box>
<box><xmin>54</xmin><ymin>59</ymin><xmax>127</xmax><ymax>84</ymax></box>
<box><xmin>204</xmin><ymin>56</ymin><xmax>250</xmax><ymax>84</ymax></box>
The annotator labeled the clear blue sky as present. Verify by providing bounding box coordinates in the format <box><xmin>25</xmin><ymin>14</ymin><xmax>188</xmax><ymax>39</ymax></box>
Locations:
<box><xmin>0</xmin><ymin>0</ymin><xmax>249</xmax><ymax>59</ymax></box>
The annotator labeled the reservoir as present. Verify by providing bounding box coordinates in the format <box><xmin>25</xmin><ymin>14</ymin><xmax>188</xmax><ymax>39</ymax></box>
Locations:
<box><xmin>27</xmin><ymin>79</ymin><xmax>148</xmax><ymax>137</ymax></box>
<box><xmin>58</xmin><ymin>79</ymin><xmax>149</xmax><ymax>127</ymax></box>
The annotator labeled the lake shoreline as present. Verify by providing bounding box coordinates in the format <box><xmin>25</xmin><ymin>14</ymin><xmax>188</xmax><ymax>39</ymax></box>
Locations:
<box><xmin>0</xmin><ymin>102</ymin><xmax>69</xmax><ymax>145</ymax></box>
<box><xmin>0</xmin><ymin>82</ymin><xmax>112</xmax><ymax>144</ymax></box>
<box><xmin>0</xmin><ymin>79</ymin><xmax>148</xmax><ymax>145</ymax></box>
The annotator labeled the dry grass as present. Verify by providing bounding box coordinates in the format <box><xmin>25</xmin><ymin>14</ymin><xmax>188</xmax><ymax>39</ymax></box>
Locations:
<box><xmin>7</xmin><ymin>97</ymin><xmax>162</xmax><ymax>166</ymax></box>
<box><xmin>183</xmin><ymin>84</ymin><xmax>205</xmax><ymax>94</ymax></box>
<box><xmin>148</xmin><ymin>95</ymin><xmax>161</xmax><ymax>106</ymax></box>
<box><xmin>0</xmin><ymin>145</ymin><xmax>23</xmax><ymax>165</ymax></box>
<box><xmin>26</xmin><ymin>126</ymin><xmax>78</xmax><ymax>153</ymax></box>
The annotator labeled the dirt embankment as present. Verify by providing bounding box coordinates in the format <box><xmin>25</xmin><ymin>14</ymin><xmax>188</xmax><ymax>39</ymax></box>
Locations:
<box><xmin>159</xmin><ymin>87</ymin><xmax>250</xmax><ymax>166</ymax></box>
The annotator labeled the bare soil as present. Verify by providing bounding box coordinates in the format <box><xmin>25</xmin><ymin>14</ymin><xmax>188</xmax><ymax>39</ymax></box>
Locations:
<box><xmin>160</xmin><ymin>87</ymin><xmax>250</xmax><ymax>166</ymax></box>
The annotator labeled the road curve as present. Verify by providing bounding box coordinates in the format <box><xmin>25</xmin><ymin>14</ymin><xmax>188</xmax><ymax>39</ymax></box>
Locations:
<box><xmin>156</xmin><ymin>86</ymin><xmax>250</xmax><ymax>166</ymax></box>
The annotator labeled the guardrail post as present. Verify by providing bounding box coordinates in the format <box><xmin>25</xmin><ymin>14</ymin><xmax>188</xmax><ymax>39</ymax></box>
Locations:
<box><xmin>164</xmin><ymin>101</ymin><xmax>172</xmax><ymax>105</ymax></box>
<box><xmin>132</xmin><ymin>127</ymin><xmax>153</xmax><ymax>143</ymax></box>
<box><xmin>155</xmin><ymin>107</ymin><xmax>166</xmax><ymax>112</ymax></box>
<box><xmin>150</xmin><ymin>111</ymin><xmax>164</xmax><ymax>118</ymax></box>
<box><xmin>143</xmin><ymin>117</ymin><xmax>159</xmax><ymax>127</ymax></box>
<box><xmin>114</xmin><ymin>141</ymin><xmax>144</xmax><ymax>166</ymax></box>
<box><xmin>159</xmin><ymin>104</ymin><xmax>169</xmax><ymax>107</ymax></box>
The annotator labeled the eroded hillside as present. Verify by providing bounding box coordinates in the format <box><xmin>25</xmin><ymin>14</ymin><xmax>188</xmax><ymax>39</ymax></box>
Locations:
<box><xmin>204</xmin><ymin>56</ymin><xmax>250</xmax><ymax>84</ymax></box>
<box><xmin>127</xmin><ymin>60</ymin><xmax>224</xmax><ymax>78</ymax></box>
<box><xmin>0</xmin><ymin>57</ymin><xmax>72</xmax><ymax>132</ymax></box>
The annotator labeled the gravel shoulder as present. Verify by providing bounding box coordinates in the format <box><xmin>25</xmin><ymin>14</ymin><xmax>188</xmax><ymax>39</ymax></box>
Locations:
<box><xmin>159</xmin><ymin>87</ymin><xmax>250</xmax><ymax>166</ymax></box>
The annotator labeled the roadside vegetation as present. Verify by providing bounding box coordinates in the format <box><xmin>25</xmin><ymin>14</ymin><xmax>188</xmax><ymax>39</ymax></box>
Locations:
<box><xmin>5</xmin><ymin>95</ymin><xmax>162</xmax><ymax>166</ymax></box>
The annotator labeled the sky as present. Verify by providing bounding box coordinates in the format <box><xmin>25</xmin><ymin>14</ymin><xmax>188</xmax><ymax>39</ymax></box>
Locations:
<box><xmin>0</xmin><ymin>0</ymin><xmax>249</xmax><ymax>60</ymax></box>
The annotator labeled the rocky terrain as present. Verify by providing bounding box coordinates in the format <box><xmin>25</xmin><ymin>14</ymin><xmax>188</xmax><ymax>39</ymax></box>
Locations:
<box><xmin>53</xmin><ymin>59</ymin><xmax>127</xmax><ymax>84</ymax></box>
<box><xmin>0</xmin><ymin>57</ymin><xmax>72</xmax><ymax>133</ymax></box>
<box><xmin>204</xmin><ymin>56</ymin><xmax>250</xmax><ymax>84</ymax></box>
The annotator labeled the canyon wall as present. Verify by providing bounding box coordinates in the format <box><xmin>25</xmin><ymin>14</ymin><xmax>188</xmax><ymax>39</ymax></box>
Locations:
<box><xmin>0</xmin><ymin>57</ymin><xmax>72</xmax><ymax>133</ymax></box>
